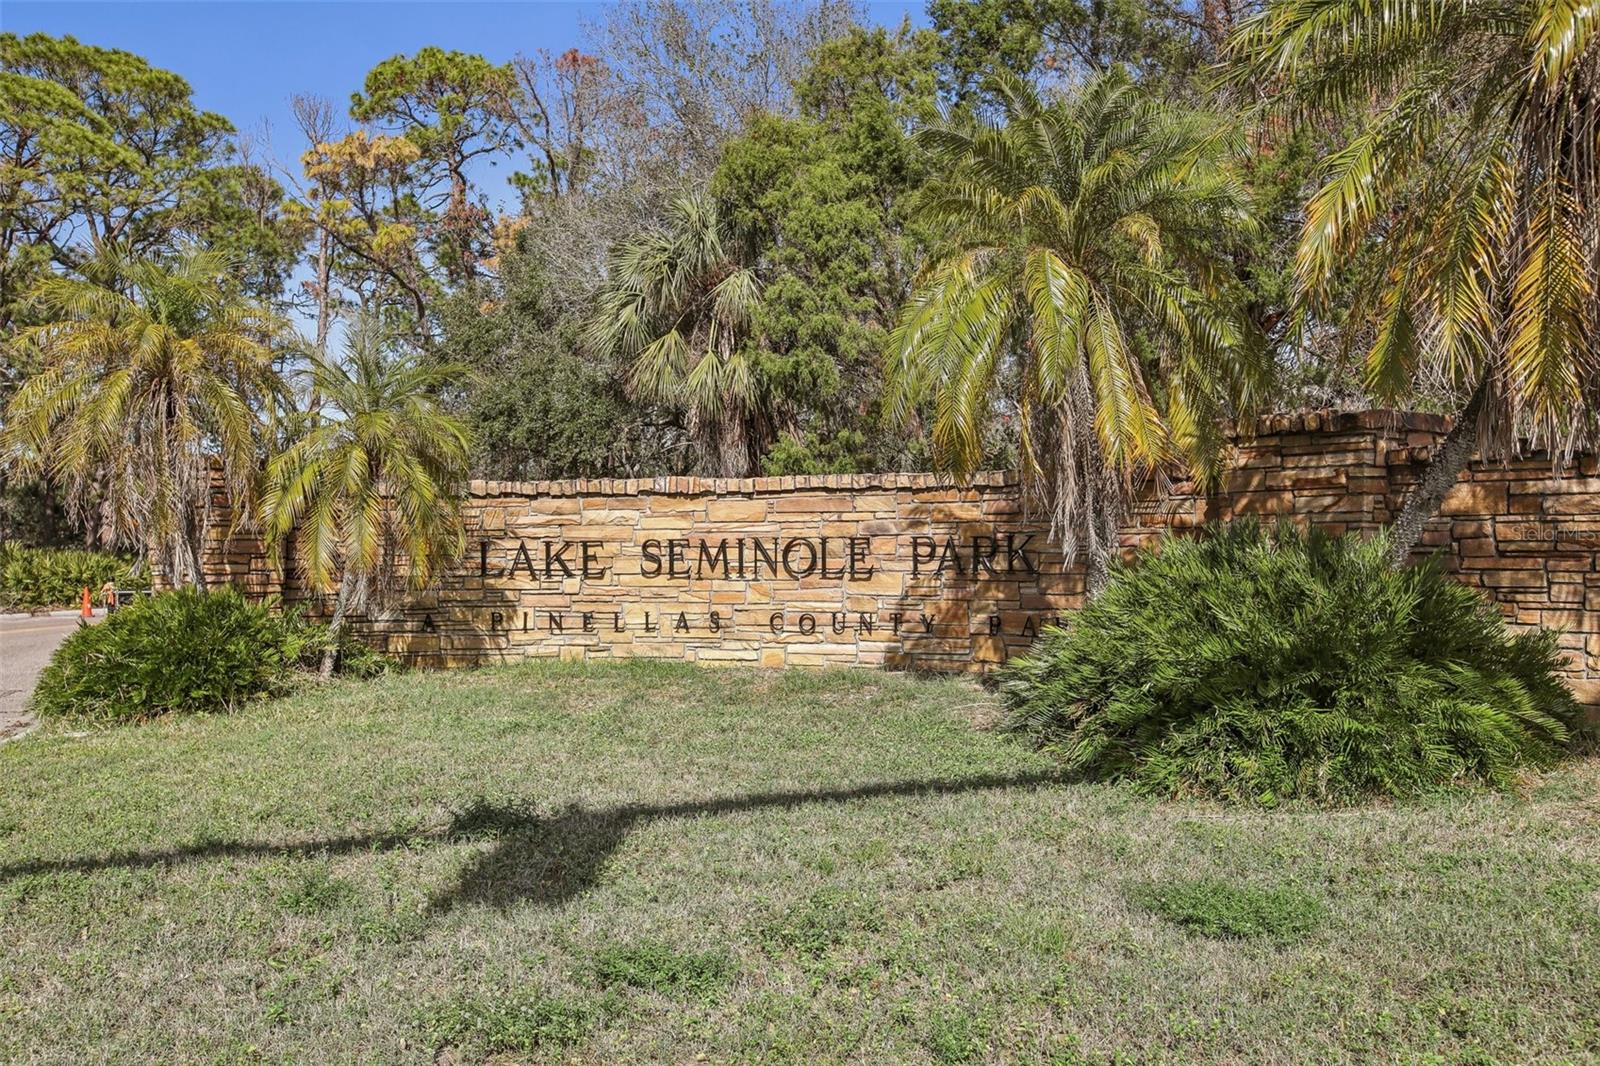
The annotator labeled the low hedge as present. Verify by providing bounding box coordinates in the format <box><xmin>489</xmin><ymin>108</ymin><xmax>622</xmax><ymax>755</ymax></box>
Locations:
<box><xmin>1001</xmin><ymin>520</ymin><xmax>1581</xmax><ymax>806</ymax></box>
<box><xmin>0</xmin><ymin>543</ymin><xmax>148</xmax><ymax>611</ymax></box>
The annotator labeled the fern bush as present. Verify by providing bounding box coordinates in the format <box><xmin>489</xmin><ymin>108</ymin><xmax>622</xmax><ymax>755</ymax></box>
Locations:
<box><xmin>0</xmin><ymin>543</ymin><xmax>148</xmax><ymax>611</ymax></box>
<box><xmin>32</xmin><ymin>588</ymin><xmax>299</xmax><ymax>722</ymax></box>
<box><xmin>1002</xmin><ymin>521</ymin><xmax>1580</xmax><ymax>806</ymax></box>
<box><xmin>278</xmin><ymin>607</ymin><xmax>395</xmax><ymax>679</ymax></box>
<box><xmin>32</xmin><ymin>587</ymin><xmax>391</xmax><ymax>722</ymax></box>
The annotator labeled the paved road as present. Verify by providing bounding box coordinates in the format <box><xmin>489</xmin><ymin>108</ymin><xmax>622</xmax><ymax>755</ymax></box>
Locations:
<box><xmin>0</xmin><ymin>611</ymin><xmax>99</xmax><ymax>741</ymax></box>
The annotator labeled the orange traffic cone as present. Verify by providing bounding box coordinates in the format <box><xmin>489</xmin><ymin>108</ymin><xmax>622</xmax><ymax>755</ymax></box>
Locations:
<box><xmin>81</xmin><ymin>586</ymin><xmax>92</xmax><ymax>618</ymax></box>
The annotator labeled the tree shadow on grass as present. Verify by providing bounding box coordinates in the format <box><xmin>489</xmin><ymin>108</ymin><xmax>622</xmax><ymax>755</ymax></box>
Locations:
<box><xmin>1</xmin><ymin>770</ymin><xmax>1064</xmax><ymax>911</ymax></box>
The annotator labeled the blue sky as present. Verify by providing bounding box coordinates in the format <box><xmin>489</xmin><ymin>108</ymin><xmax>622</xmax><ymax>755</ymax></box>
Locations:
<box><xmin>5</xmin><ymin>1</ymin><xmax>926</xmax><ymax>215</ymax></box>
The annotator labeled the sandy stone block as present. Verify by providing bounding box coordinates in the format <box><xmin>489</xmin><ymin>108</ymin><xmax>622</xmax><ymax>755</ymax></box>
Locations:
<box><xmin>1457</xmin><ymin>538</ymin><xmax>1497</xmax><ymax>557</ymax></box>
<box><xmin>1535</xmin><ymin>609</ymin><xmax>1591</xmax><ymax>633</ymax></box>
<box><xmin>1036</xmin><ymin>572</ymin><xmax>1087</xmax><ymax>595</ymax></box>
<box><xmin>843</xmin><ymin>494</ymin><xmax>897</xmax><ymax>511</ymax></box>
<box><xmin>1564</xmin><ymin>678</ymin><xmax>1600</xmax><ymax>708</ymax></box>
<box><xmin>867</xmin><ymin>535</ymin><xmax>900</xmax><ymax>557</ymax></box>
<box><xmin>386</xmin><ymin>634</ymin><xmax>441</xmax><ymax>655</ymax></box>
<box><xmin>1440</xmin><ymin>481</ymin><xmax>1508</xmax><ymax>516</ymax></box>
<box><xmin>512</xmin><ymin>498</ymin><xmax>577</xmax><ymax>516</ymax></box>
<box><xmin>1480</xmin><ymin>570</ymin><xmax>1547</xmax><ymax>589</ymax></box>
<box><xmin>971</xmin><ymin>577</ymin><xmax>1021</xmax><ymax>600</ymax></box>
<box><xmin>1292</xmin><ymin>494</ymin><xmax>1350</xmax><ymax>514</ymax></box>
<box><xmin>1551</xmin><ymin>583</ymin><xmax>1585</xmax><ymax>604</ymax></box>
<box><xmin>1505</xmin><ymin>477</ymin><xmax>1600</xmax><ymax>496</ymax></box>
<box><xmin>1019</xmin><ymin>593</ymin><xmax>1078</xmax><ymax>613</ymax></box>
<box><xmin>1269</xmin><ymin>471</ymin><xmax>1344</xmax><ymax>491</ymax></box>
<box><xmin>913</xmin><ymin>636</ymin><xmax>972</xmax><ymax>655</ymax></box>
<box><xmin>638</xmin><ymin>516</ymin><xmax>694</xmax><ymax>530</ymax></box>
<box><xmin>1506</xmin><ymin>494</ymin><xmax>1543</xmax><ymax>514</ymax></box>
<box><xmin>707</xmin><ymin>499</ymin><xmax>767</xmax><ymax>522</ymax></box>
<box><xmin>787</xmin><ymin>649</ymin><xmax>857</xmax><ymax>667</ymax></box>
<box><xmin>1230</xmin><ymin>491</ymin><xmax>1295</xmax><ymax>515</ymax></box>
<box><xmin>1539</xmin><ymin>494</ymin><xmax>1600</xmax><ymax>516</ymax></box>
<box><xmin>848</xmin><ymin>571</ymin><xmax>903</xmax><ymax>595</ymax></box>
<box><xmin>1548</xmin><ymin>558</ymin><xmax>1592</xmax><ymax>571</ymax></box>
<box><xmin>694</xmin><ymin>647</ymin><xmax>761</xmax><ymax>662</ymax></box>
<box><xmin>1459</xmin><ymin>553</ymin><xmax>1542</xmax><ymax>570</ymax></box>
<box><xmin>972</xmin><ymin>635</ymin><xmax>1007</xmax><ymax>663</ymax></box>
<box><xmin>505</xmin><ymin>518</ymin><xmax>579</xmax><ymax>539</ymax></box>
<box><xmin>921</xmin><ymin>601</ymin><xmax>969</xmax><ymax>623</ymax></box>
<box><xmin>770</xmin><ymin>495</ymin><xmax>854</xmax><ymax>512</ymax></box>
<box><xmin>930</xmin><ymin>503</ymin><xmax>985</xmax><ymax>522</ymax></box>
<box><xmin>583</xmin><ymin>510</ymin><xmax>648</xmax><ymax>527</ymax></box>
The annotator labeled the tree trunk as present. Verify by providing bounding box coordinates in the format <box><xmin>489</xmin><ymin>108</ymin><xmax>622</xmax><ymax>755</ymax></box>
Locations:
<box><xmin>319</xmin><ymin>570</ymin><xmax>355</xmax><ymax>679</ymax></box>
<box><xmin>713</xmin><ymin>414</ymin><xmax>753</xmax><ymax>478</ymax></box>
<box><xmin>1084</xmin><ymin>498</ymin><xmax>1122</xmax><ymax>598</ymax></box>
<box><xmin>1387</xmin><ymin>373</ymin><xmax>1490</xmax><ymax>566</ymax></box>
<box><xmin>314</xmin><ymin>232</ymin><xmax>332</xmax><ymax>361</ymax></box>
<box><xmin>1085</xmin><ymin>542</ymin><xmax>1112</xmax><ymax>598</ymax></box>
<box><xmin>186</xmin><ymin>533</ymin><xmax>208</xmax><ymax>592</ymax></box>
<box><xmin>1068</xmin><ymin>364</ymin><xmax>1126</xmax><ymax>601</ymax></box>
<box><xmin>310</xmin><ymin>230</ymin><xmax>332</xmax><ymax>414</ymax></box>
<box><xmin>169</xmin><ymin>518</ymin><xmax>207</xmax><ymax>591</ymax></box>
<box><xmin>167</xmin><ymin>536</ymin><xmax>185</xmax><ymax>593</ymax></box>
<box><xmin>181</xmin><ymin>496</ymin><xmax>208</xmax><ymax>591</ymax></box>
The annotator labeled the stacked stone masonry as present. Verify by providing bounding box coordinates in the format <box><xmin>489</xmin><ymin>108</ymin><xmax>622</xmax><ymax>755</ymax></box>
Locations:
<box><xmin>195</xmin><ymin>410</ymin><xmax>1600</xmax><ymax>703</ymax></box>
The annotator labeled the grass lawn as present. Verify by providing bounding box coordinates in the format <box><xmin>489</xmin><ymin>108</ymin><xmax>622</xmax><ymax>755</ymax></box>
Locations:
<box><xmin>2</xmin><ymin>661</ymin><xmax>1597</xmax><ymax>1064</ymax></box>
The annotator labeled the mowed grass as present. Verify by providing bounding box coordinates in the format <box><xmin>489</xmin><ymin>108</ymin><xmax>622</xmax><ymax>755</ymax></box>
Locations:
<box><xmin>1</xmin><ymin>661</ymin><xmax>1597</xmax><ymax>1064</ymax></box>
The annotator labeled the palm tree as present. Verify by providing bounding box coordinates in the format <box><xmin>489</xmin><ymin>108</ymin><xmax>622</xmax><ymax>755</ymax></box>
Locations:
<box><xmin>2</xmin><ymin>246</ymin><xmax>287</xmax><ymax>587</ymax></box>
<box><xmin>888</xmin><ymin>70</ymin><xmax>1266</xmax><ymax>594</ymax></box>
<box><xmin>260</xmin><ymin>316</ymin><xmax>470</xmax><ymax>676</ymax></box>
<box><xmin>585</xmin><ymin>192</ymin><xmax>766</xmax><ymax>477</ymax></box>
<box><xmin>1227</xmin><ymin>0</ymin><xmax>1599</xmax><ymax>562</ymax></box>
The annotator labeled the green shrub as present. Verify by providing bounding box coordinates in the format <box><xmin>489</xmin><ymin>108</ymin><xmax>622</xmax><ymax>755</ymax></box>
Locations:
<box><xmin>0</xmin><ymin>543</ymin><xmax>148</xmax><ymax>611</ymax></box>
<box><xmin>1002</xmin><ymin>521</ymin><xmax>1580</xmax><ymax>805</ymax></box>
<box><xmin>278</xmin><ymin>608</ymin><xmax>395</xmax><ymax>679</ymax></box>
<box><xmin>1131</xmin><ymin>878</ymin><xmax>1324</xmax><ymax>941</ymax></box>
<box><xmin>31</xmin><ymin>587</ymin><xmax>398</xmax><ymax>722</ymax></box>
<box><xmin>32</xmin><ymin>587</ymin><xmax>300</xmax><ymax>721</ymax></box>
<box><xmin>590</xmin><ymin>940</ymin><xmax>733</xmax><ymax>999</ymax></box>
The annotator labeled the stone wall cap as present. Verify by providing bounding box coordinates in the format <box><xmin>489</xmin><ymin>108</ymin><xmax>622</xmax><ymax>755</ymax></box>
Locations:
<box><xmin>466</xmin><ymin>408</ymin><xmax>1460</xmax><ymax>499</ymax></box>
<box><xmin>1223</xmin><ymin>407</ymin><xmax>1453</xmax><ymax>438</ymax></box>
<box><xmin>466</xmin><ymin>469</ymin><xmax>1027</xmax><ymax>499</ymax></box>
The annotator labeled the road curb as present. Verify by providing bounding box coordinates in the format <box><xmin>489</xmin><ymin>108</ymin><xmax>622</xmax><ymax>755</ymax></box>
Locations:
<box><xmin>0</xmin><ymin>717</ymin><xmax>39</xmax><ymax>745</ymax></box>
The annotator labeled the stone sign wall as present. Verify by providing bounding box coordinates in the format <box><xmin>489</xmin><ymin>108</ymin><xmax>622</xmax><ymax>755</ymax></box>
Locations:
<box><xmin>198</xmin><ymin>410</ymin><xmax>1600</xmax><ymax>702</ymax></box>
